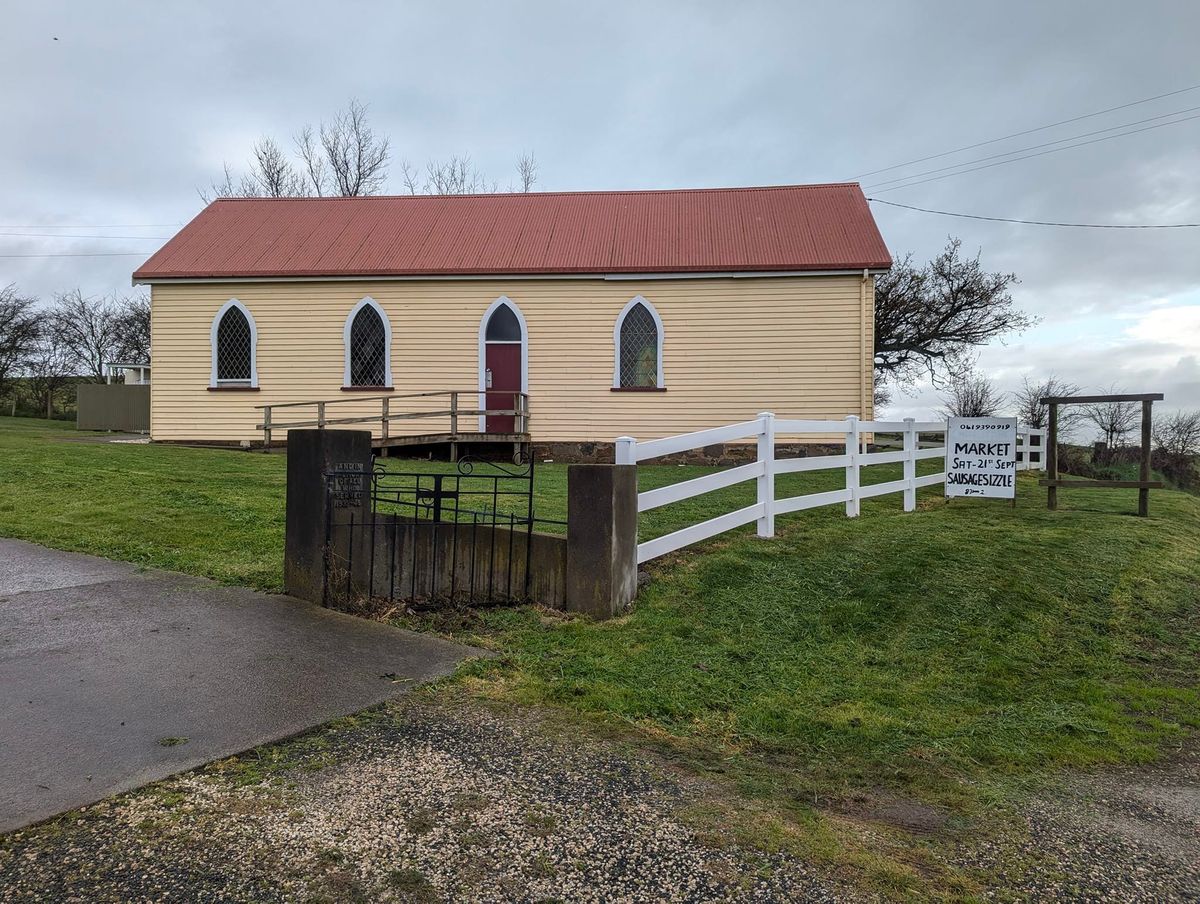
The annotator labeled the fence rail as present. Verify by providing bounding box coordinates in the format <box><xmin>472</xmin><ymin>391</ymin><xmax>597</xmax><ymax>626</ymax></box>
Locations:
<box><xmin>254</xmin><ymin>389</ymin><xmax>529</xmax><ymax>451</ymax></box>
<box><xmin>1016</xmin><ymin>426</ymin><xmax>1046</xmax><ymax>470</ymax></box>
<box><xmin>617</xmin><ymin>414</ymin><xmax>1045</xmax><ymax>564</ymax></box>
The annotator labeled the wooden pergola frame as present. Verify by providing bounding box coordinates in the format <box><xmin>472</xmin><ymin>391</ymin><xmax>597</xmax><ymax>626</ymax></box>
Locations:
<box><xmin>1039</xmin><ymin>393</ymin><xmax>1164</xmax><ymax>516</ymax></box>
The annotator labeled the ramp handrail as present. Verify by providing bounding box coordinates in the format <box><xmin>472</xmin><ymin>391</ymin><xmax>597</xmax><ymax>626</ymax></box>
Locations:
<box><xmin>254</xmin><ymin>390</ymin><xmax>529</xmax><ymax>451</ymax></box>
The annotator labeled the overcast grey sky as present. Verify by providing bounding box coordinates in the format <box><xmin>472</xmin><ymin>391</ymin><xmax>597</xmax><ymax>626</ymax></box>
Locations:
<box><xmin>2</xmin><ymin>0</ymin><xmax>1197</xmax><ymax>420</ymax></box>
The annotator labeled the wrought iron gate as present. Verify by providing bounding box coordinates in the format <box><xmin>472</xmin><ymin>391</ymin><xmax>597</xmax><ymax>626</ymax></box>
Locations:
<box><xmin>322</xmin><ymin>455</ymin><xmax>548</xmax><ymax>608</ymax></box>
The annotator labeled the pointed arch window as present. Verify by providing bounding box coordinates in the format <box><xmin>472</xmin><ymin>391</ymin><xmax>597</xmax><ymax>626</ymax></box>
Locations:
<box><xmin>613</xmin><ymin>296</ymin><xmax>664</xmax><ymax>389</ymax></box>
<box><xmin>209</xmin><ymin>299</ymin><xmax>258</xmax><ymax>388</ymax></box>
<box><xmin>343</xmin><ymin>297</ymin><xmax>392</xmax><ymax>389</ymax></box>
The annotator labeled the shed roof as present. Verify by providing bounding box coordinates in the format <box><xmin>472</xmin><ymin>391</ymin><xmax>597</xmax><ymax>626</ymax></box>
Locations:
<box><xmin>133</xmin><ymin>184</ymin><xmax>891</xmax><ymax>281</ymax></box>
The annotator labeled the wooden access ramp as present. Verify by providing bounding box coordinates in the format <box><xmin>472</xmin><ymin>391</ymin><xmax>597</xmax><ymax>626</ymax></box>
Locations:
<box><xmin>255</xmin><ymin>390</ymin><xmax>530</xmax><ymax>459</ymax></box>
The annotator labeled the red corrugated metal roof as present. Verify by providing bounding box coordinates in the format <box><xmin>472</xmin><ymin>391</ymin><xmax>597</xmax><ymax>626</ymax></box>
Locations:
<box><xmin>133</xmin><ymin>184</ymin><xmax>891</xmax><ymax>280</ymax></box>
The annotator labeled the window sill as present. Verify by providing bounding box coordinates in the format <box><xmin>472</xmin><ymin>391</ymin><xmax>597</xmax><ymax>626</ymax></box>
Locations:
<box><xmin>208</xmin><ymin>385</ymin><xmax>260</xmax><ymax>392</ymax></box>
<box><xmin>341</xmin><ymin>386</ymin><xmax>394</xmax><ymax>392</ymax></box>
<box><xmin>611</xmin><ymin>386</ymin><xmax>667</xmax><ymax>392</ymax></box>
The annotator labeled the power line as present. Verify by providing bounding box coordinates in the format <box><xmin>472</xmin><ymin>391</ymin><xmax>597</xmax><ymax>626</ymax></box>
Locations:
<box><xmin>867</xmin><ymin>198</ymin><xmax>1200</xmax><ymax>228</ymax></box>
<box><xmin>867</xmin><ymin>111</ymin><xmax>1200</xmax><ymax>194</ymax></box>
<box><xmin>853</xmin><ymin>81</ymin><xmax>1200</xmax><ymax>179</ymax></box>
<box><xmin>865</xmin><ymin>103</ymin><xmax>1200</xmax><ymax>190</ymax></box>
<box><xmin>0</xmin><ymin>231</ymin><xmax>170</xmax><ymax>240</ymax></box>
<box><xmin>0</xmin><ymin>251</ymin><xmax>151</xmax><ymax>258</ymax></box>
<box><xmin>0</xmin><ymin>223</ymin><xmax>180</xmax><ymax>229</ymax></box>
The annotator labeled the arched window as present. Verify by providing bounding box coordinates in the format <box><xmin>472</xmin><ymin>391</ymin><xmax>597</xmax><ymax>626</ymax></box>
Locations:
<box><xmin>343</xmin><ymin>297</ymin><xmax>392</xmax><ymax>388</ymax></box>
<box><xmin>484</xmin><ymin>302</ymin><xmax>522</xmax><ymax>341</ymax></box>
<box><xmin>613</xmin><ymin>296</ymin><xmax>664</xmax><ymax>389</ymax></box>
<box><xmin>210</xmin><ymin>299</ymin><xmax>257</xmax><ymax>388</ymax></box>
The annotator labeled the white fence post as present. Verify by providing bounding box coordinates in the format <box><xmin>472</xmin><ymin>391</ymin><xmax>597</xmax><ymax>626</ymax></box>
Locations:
<box><xmin>903</xmin><ymin>416</ymin><xmax>917</xmax><ymax>512</ymax></box>
<box><xmin>756</xmin><ymin>411</ymin><xmax>775</xmax><ymax>538</ymax></box>
<box><xmin>615</xmin><ymin>435</ymin><xmax>637</xmax><ymax>466</ymax></box>
<box><xmin>844</xmin><ymin>415</ymin><xmax>860</xmax><ymax>517</ymax></box>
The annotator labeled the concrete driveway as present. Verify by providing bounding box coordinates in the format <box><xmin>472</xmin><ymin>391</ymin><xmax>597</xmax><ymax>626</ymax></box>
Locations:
<box><xmin>0</xmin><ymin>539</ymin><xmax>478</xmax><ymax>833</ymax></box>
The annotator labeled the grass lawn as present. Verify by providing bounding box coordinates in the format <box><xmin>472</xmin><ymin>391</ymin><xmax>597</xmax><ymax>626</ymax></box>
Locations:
<box><xmin>3</xmin><ymin>415</ymin><xmax>1199</xmax><ymax>898</ymax></box>
<box><xmin>0</xmin><ymin>416</ymin><xmax>938</xmax><ymax>589</ymax></box>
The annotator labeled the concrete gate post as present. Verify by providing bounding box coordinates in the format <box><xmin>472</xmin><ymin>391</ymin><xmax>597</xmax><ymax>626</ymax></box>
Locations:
<box><xmin>565</xmin><ymin>464</ymin><xmax>638</xmax><ymax>619</ymax></box>
<box><xmin>284</xmin><ymin>429</ymin><xmax>373</xmax><ymax>604</ymax></box>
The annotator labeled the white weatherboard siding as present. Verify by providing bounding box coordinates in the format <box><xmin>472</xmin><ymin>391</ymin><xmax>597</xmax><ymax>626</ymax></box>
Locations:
<box><xmin>149</xmin><ymin>274</ymin><xmax>874</xmax><ymax>444</ymax></box>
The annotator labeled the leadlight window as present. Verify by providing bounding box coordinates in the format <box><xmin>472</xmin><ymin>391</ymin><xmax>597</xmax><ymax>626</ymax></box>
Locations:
<box><xmin>348</xmin><ymin>304</ymin><xmax>388</xmax><ymax>386</ymax></box>
<box><xmin>215</xmin><ymin>305</ymin><xmax>252</xmax><ymax>384</ymax></box>
<box><xmin>485</xmin><ymin>303</ymin><xmax>522</xmax><ymax>341</ymax></box>
<box><xmin>618</xmin><ymin>301</ymin><xmax>660</xmax><ymax>388</ymax></box>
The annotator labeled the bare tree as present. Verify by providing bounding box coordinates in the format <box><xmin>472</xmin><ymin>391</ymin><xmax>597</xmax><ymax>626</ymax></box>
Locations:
<box><xmin>48</xmin><ymin>290</ymin><xmax>124</xmax><ymax>382</ymax></box>
<box><xmin>515</xmin><ymin>152</ymin><xmax>538</xmax><ymax>192</ymax></box>
<box><xmin>25</xmin><ymin>330</ymin><xmax>74</xmax><ymax>419</ymax></box>
<box><xmin>1152</xmin><ymin>409</ymin><xmax>1200</xmax><ymax>458</ymax></box>
<box><xmin>296</xmin><ymin>125</ymin><xmax>328</xmax><ymax>197</ymax></box>
<box><xmin>249</xmin><ymin>137</ymin><xmax>310</xmax><ymax>197</ymax></box>
<box><xmin>872</xmin><ymin>371</ymin><xmax>892</xmax><ymax>408</ymax></box>
<box><xmin>404</xmin><ymin>155</ymin><xmax>496</xmax><ymax>195</ymax></box>
<box><xmin>938</xmin><ymin>368</ymin><xmax>1006</xmax><ymax>419</ymax></box>
<box><xmin>204</xmin><ymin>99</ymin><xmax>388</xmax><ymax>200</ymax></box>
<box><xmin>401</xmin><ymin>152</ymin><xmax>538</xmax><ymax>195</ymax></box>
<box><xmin>206</xmin><ymin>101</ymin><xmax>540</xmax><ymax>200</ymax></box>
<box><xmin>0</xmin><ymin>284</ymin><xmax>41</xmax><ymax>404</ymax></box>
<box><xmin>114</xmin><ymin>292</ymin><xmax>151</xmax><ymax>362</ymax></box>
<box><xmin>1084</xmin><ymin>389</ymin><xmax>1139</xmax><ymax>449</ymax></box>
<box><xmin>320</xmin><ymin>99</ymin><xmax>390</xmax><ymax>196</ymax></box>
<box><xmin>1152</xmin><ymin>409</ymin><xmax>1200</xmax><ymax>487</ymax></box>
<box><xmin>875</xmin><ymin>239</ymin><xmax>1034</xmax><ymax>392</ymax></box>
<box><xmin>1012</xmin><ymin>374</ymin><xmax>1088</xmax><ymax>433</ymax></box>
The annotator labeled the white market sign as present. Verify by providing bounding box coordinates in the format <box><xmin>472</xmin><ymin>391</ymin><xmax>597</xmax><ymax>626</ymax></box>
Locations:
<box><xmin>945</xmin><ymin>417</ymin><xmax>1018</xmax><ymax>499</ymax></box>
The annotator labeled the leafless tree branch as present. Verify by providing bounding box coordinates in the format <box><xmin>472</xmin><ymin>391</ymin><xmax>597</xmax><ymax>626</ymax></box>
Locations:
<box><xmin>48</xmin><ymin>290</ymin><xmax>125</xmax><ymax>382</ymax></box>
<box><xmin>1012</xmin><ymin>375</ymin><xmax>1087</xmax><ymax>432</ymax></box>
<box><xmin>874</xmin><ymin>238</ymin><xmax>1034</xmax><ymax>393</ymax></box>
<box><xmin>516</xmin><ymin>152</ymin><xmax>538</xmax><ymax>192</ymax></box>
<box><xmin>1084</xmin><ymin>387</ymin><xmax>1140</xmax><ymax>448</ymax></box>
<box><xmin>202</xmin><ymin>99</ymin><xmax>389</xmax><ymax>199</ymax></box>
<box><xmin>320</xmin><ymin>99</ymin><xmax>390</xmax><ymax>196</ymax></box>
<box><xmin>0</xmin><ymin>284</ymin><xmax>42</xmax><ymax>401</ymax></box>
<box><xmin>938</xmin><ymin>368</ymin><xmax>1007</xmax><ymax>418</ymax></box>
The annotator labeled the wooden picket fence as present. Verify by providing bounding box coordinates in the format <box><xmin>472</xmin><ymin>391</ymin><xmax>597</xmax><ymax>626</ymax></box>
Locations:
<box><xmin>616</xmin><ymin>414</ymin><xmax>1045</xmax><ymax>564</ymax></box>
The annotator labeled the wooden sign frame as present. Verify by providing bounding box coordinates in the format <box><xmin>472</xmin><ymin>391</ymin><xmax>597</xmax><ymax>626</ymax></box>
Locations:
<box><xmin>1038</xmin><ymin>393</ymin><xmax>1164</xmax><ymax>517</ymax></box>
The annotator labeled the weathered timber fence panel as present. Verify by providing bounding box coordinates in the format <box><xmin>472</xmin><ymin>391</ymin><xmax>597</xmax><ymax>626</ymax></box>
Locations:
<box><xmin>76</xmin><ymin>384</ymin><xmax>150</xmax><ymax>432</ymax></box>
<box><xmin>328</xmin><ymin>516</ymin><xmax>566</xmax><ymax>609</ymax></box>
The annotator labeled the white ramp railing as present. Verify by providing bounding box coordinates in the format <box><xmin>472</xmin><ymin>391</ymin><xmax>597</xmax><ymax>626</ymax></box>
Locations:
<box><xmin>618</xmin><ymin>414</ymin><xmax>1042</xmax><ymax>564</ymax></box>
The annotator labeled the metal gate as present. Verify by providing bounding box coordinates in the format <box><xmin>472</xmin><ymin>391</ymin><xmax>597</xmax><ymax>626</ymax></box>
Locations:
<box><xmin>322</xmin><ymin>455</ymin><xmax>552</xmax><ymax>608</ymax></box>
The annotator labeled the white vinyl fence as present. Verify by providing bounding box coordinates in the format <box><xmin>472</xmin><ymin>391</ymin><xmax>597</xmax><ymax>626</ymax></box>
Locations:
<box><xmin>1016</xmin><ymin>426</ymin><xmax>1046</xmax><ymax>471</ymax></box>
<box><xmin>616</xmin><ymin>414</ymin><xmax>1045</xmax><ymax>564</ymax></box>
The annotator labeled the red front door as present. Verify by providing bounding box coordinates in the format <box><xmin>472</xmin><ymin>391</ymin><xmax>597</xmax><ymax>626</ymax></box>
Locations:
<box><xmin>485</xmin><ymin>343</ymin><xmax>521</xmax><ymax>433</ymax></box>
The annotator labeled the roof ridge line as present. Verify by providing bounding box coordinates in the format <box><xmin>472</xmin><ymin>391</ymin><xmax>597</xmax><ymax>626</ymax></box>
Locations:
<box><xmin>207</xmin><ymin>183</ymin><xmax>865</xmax><ymax>203</ymax></box>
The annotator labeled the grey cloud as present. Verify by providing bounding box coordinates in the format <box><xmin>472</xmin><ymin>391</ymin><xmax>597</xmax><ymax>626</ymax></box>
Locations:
<box><xmin>1</xmin><ymin>0</ymin><xmax>1198</xmax><ymax>408</ymax></box>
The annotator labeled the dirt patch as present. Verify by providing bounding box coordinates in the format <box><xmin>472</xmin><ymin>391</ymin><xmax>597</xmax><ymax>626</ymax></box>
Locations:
<box><xmin>828</xmin><ymin>790</ymin><xmax>949</xmax><ymax>835</ymax></box>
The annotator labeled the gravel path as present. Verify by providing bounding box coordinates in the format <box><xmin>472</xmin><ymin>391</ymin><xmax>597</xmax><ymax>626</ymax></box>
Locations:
<box><xmin>4</xmin><ymin>689</ymin><xmax>1197</xmax><ymax>902</ymax></box>
<box><xmin>956</xmin><ymin>740</ymin><xmax>1200</xmax><ymax>902</ymax></box>
<box><xmin>0</xmin><ymin>697</ymin><xmax>851</xmax><ymax>903</ymax></box>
